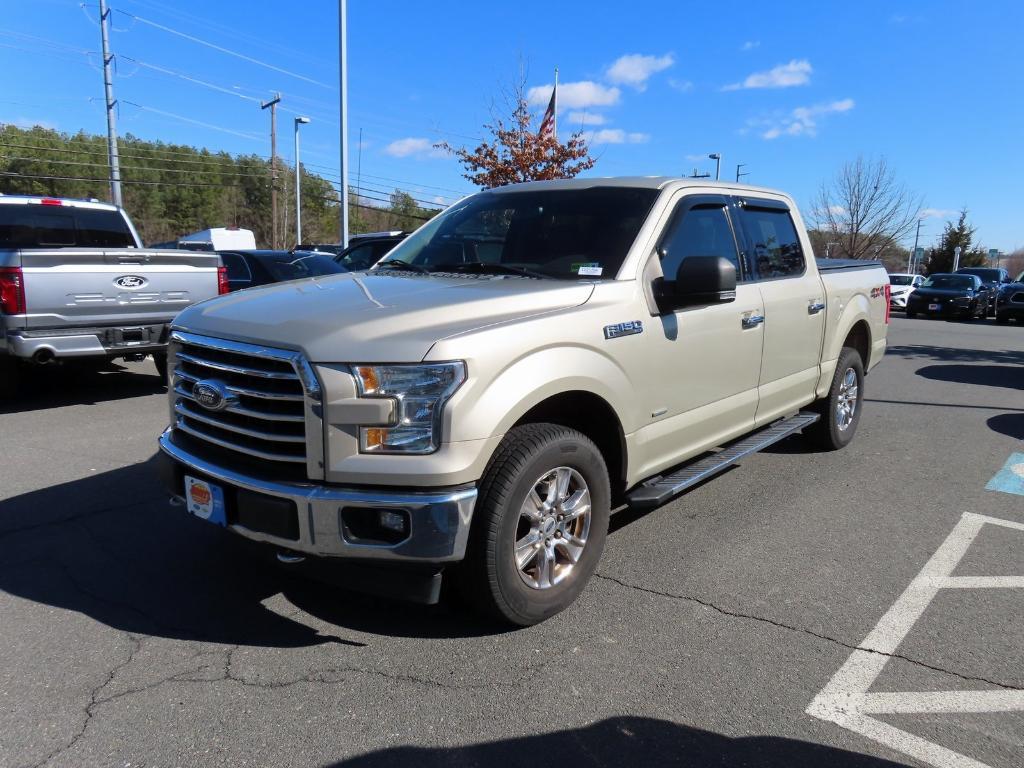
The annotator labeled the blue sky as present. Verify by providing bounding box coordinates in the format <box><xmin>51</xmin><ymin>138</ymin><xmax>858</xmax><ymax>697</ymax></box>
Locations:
<box><xmin>2</xmin><ymin>0</ymin><xmax>1022</xmax><ymax>250</ymax></box>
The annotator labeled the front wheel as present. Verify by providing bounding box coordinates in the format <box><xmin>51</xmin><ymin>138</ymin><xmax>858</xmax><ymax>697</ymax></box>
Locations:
<box><xmin>153</xmin><ymin>352</ymin><xmax>168</xmax><ymax>384</ymax></box>
<box><xmin>458</xmin><ymin>423</ymin><xmax>610</xmax><ymax>626</ymax></box>
<box><xmin>906</xmin><ymin>310</ymin><xmax>916</xmax><ymax>319</ymax></box>
<box><xmin>808</xmin><ymin>347</ymin><xmax>865</xmax><ymax>451</ymax></box>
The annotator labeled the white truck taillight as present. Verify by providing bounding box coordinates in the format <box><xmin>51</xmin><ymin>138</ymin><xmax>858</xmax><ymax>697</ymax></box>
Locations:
<box><xmin>0</xmin><ymin>267</ymin><xmax>26</xmax><ymax>315</ymax></box>
<box><xmin>217</xmin><ymin>265</ymin><xmax>229</xmax><ymax>295</ymax></box>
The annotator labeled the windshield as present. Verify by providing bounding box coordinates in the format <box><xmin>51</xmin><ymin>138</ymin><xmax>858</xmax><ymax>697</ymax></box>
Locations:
<box><xmin>378</xmin><ymin>187</ymin><xmax>659</xmax><ymax>279</ymax></box>
<box><xmin>923</xmin><ymin>275</ymin><xmax>974</xmax><ymax>290</ymax></box>
<box><xmin>0</xmin><ymin>205</ymin><xmax>135</xmax><ymax>248</ymax></box>
<box><xmin>889</xmin><ymin>275</ymin><xmax>914</xmax><ymax>286</ymax></box>
<box><xmin>956</xmin><ymin>268</ymin><xmax>1000</xmax><ymax>283</ymax></box>
<box><xmin>259</xmin><ymin>252</ymin><xmax>346</xmax><ymax>281</ymax></box>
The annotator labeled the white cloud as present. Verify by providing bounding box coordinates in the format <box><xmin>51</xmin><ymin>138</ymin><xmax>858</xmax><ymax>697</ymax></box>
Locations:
<box><xmin>527</xmin><ymin>80</ymin><xmax>621</xmax><ymax>109</ymax></box>
<box><xmin>828</xmin><ymin>205</ymin><xmax>847</xmax><ymax>216</ymax></box>
<box><xmin>668</xmin><ymin>78</ymin><xmax>694</xmax><ymax>93</ymax></box>
<box><xmin>684</xmin><ymin>154</ymin><xmax>707</xmax><ymax>162</ymax></box>
<box><xmin>383</xmin><ymin>137</ymin><xmax>444</xmax><ymax>159</ymax></box>
<box><xmin>724</xmin><ymin>59</ymin><xmax>812</xmax><ymax>91</ymax></box>
<box><xmin>741</xmin><ymin>40</ymin><xmax>760</xmax><ymax>51</ymax></box>
<box><xmin>754</xmin><ymin>98</ymin><xmax>854</xmax><ymax>139</ymax></box>
<box><xmin>921</xmin><ymin>208</ymin><xmax>957</xmax><ymax>220</ymax></box>
<box><xmin>582</xmin><ymin>129</ymin><xmax>649</xmax><ymax>145</ymax></box>
<box><xmin>432</xmin><ymin>195</ymin><xmax>446</xmax><ymax>206</ymax></box>
<box><xmin>605</xmin><ymin>53</ymin><xmax>674</xmax><ymax>90</ymax></box>
<box><xmin>567</xmin><ymin>111</ymin><xmax>606</xmax><ymax>126</ymax></box>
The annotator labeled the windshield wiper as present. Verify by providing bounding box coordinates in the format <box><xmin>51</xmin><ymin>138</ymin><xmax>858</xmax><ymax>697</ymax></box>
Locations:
<box><xmin>430</xmin><ymin>262</ymin><xmax>550</xmax><ymax>280</ymax></box>
<box><xmin>373</xmin><ymin>259</ymin><xmax>430</xmax><ymax>274</ymax></box>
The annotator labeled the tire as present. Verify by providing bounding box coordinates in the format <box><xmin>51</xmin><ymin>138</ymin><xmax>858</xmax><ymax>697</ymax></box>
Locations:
<box><xmin>153</xmin><ymin>352</ymin><xmax>169</xmax><ymax>384</ymax></box>
<box><xmin>905</xmin><ymin>310</ymin><xmax>916</xmax><ymax>319</ymax></box>
<box><xmin>808</xmin><ymin>347</ymin><xmax>865</xmax><ymax>451</ymax></box>
<box><xmin>0</xmin><ymin>356</ymin><xmax>22</xmax><ymax>398</ymax></box>
<box><xmin>996</xmin><ymin>312</ymin><xmax>1009</xmax><ymax>325</ymax></box>
<box><xmin>458</xmin><ymin>423</ymin><xmax>610</xmax><ymax>626</ymax></box>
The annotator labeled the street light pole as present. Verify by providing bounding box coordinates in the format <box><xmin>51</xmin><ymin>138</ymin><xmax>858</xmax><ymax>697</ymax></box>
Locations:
<box><xmin>294</xmin><ymin>117</ymin><xmax>310</xmax><ymax>246</ymax></box>
<box><xmin>708</xmin><ymin>153</ymin><xmax>721</xmax><ymax>181</ymax></box>
<box><xmin>338</xmin><ymin>0</ymin><xmax>349</xmax><ymax>247</ymax></box>
<box><xmin>907</xmin><ymin>218</ymin><xmax>923</xmax><ymax>274</ymax></box>
<box><xmin>98</xmin><ymin>0</ymin><xmax>122</xmax><ymax>207</ymax></box>
<box><xmin>735</xmin><ymin>163</ymin><xmax>749</xmax><ymax>183</ymax></box>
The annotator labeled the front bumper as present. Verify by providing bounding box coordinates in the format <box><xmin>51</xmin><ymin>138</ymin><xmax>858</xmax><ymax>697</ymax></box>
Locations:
<box><xmin>3</xmin><ymin>324</ymin><xmax>169</xmax><ymax>359</ymax></box>
<box><xmin>889</xmin><ymin>293</ymin><xmax>910</xmax><ymax>309</ymax></box>
<box><xmin>157</xmin><ymin>428</ymin><xmax>478</xmax><ymax>564</ymax></box>
<box><xmin>907</xmin><ymin>299</ymin><xmax>973</xmax><ymax>317</ymax></box>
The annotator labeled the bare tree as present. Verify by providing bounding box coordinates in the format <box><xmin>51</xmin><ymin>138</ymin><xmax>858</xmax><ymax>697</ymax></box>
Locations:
<box><xmin>810</xmin><ymin>156</ymin><xmax>922</xmax><ymax>260</ymax></box>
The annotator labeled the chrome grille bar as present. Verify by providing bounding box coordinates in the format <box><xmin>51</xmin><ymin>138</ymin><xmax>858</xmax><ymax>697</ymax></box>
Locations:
<box><xmin>174</xmin><ymin>402</ymin><xmax>306</xmax><ymax>443</ymax></box>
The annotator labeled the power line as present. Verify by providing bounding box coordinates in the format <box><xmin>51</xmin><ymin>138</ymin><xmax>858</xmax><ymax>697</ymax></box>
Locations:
<box><xmin>117</xmin><ymin>55</ymin><xmax>263</xmax><ymax>104</ymax></box>
<box><xmin>112</xmin><ymin>9</ymin><xmax>334</xmax><ymax>89</ymax></box>
<box><xmin>121</xmin><ymin>102</ymin><xmax>263</xmax><ymax>141</ymax></box>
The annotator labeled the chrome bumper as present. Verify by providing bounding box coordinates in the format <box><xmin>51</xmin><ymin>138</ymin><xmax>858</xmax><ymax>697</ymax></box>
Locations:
<box><xmin>158</xmin><ymin>429</ymin><xmax>478</xmax><ymax>563</ymax></box>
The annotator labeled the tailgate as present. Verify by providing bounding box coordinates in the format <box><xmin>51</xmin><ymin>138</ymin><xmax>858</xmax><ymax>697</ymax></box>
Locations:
<box><xmin>20</xmin><ymin>248</ymin><xmax>221</xmax><ymax>330</ymax></box>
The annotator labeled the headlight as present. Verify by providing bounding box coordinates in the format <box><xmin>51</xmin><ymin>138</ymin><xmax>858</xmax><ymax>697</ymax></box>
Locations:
<box><xmin>351</xmin><ymin>362</ymin><xmax>466</xmax><ymax>454</ymax></box>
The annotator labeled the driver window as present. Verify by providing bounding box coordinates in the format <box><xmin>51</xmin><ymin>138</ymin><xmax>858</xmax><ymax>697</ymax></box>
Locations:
<box><xmin>659</xmin><ymin>204</ymin><xmax>741</xmax><ymax>281</ymax></box>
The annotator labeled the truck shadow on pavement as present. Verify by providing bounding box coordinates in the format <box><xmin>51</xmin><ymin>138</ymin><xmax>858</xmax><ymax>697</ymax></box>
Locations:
<box><xmin>988</xmin><ymin>412</ymin><xmax>1024</xmax><ymax>440</ymax></box>
<box><xmin>332</xmin><ymin>716</ymin><xmax>909</xmax><ymax>768</ymax></box>
<box><xmin>0</xmin><ymin>455</ymin><xmax>498</xmax><ymax>647</ymax></box>
<box><xmin>1</xmin><ymin>361</ymin><xmax>166</xmax><ymax>414</ymax></box>
<box><xmin>885</xmin><ymin>343</ymin><xmax>1024</xmax><ymax>366</ymax></box>
<box><xmin>916</xmin><ymin>363</ymin><xmax>1022</xmax><ymax>390</ymax></box>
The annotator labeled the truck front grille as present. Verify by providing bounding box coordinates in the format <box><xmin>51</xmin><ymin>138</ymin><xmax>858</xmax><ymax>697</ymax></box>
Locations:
<box><xmin>169</xmin><ymin>331</ymin><xmax>321</xmax><ymax>478</ymax></box>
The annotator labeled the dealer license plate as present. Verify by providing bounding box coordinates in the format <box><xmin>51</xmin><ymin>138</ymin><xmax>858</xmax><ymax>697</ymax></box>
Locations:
<box><xmin>928</xmin><ymin>303</ymin><xmax>941</xmax><ymax>311</ymax></box>
<box><xmin>184</xmin><ymin>475</ymin><xmax>227</xmax><ymax>526</ymax></box>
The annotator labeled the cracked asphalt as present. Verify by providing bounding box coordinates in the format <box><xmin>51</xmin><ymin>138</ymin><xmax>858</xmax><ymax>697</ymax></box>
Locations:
<box><xmin>1</xmin><ymin>317</ymin><xmax>1022</xmax><ymax>767</ymax></box>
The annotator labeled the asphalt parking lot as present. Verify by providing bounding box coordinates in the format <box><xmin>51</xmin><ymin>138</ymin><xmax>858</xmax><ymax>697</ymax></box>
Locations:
<box><xmin>1</xmin><ymin>316</ymin><xmax>1021</xmax><ymax>768</ymax></box>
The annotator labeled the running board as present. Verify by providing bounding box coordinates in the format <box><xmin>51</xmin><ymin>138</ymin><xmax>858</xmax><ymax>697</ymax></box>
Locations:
<box><xmin>625</xmin><ymin>411</ymin><xmax>821</xmax><ymax>510</ymax></box>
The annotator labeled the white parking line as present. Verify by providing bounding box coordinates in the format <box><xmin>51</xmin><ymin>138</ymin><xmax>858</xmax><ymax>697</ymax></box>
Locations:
<box><xmin>807</xmin><ymin>512</ymin><xmax>1024</xmax><ymax>768</ymax></box>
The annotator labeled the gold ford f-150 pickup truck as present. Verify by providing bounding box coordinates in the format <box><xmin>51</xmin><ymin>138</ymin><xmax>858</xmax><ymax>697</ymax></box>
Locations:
<box><xmin>157</xmin><ymin>177</ymin><xmax>890</xmax><ymax>625</ymax></box>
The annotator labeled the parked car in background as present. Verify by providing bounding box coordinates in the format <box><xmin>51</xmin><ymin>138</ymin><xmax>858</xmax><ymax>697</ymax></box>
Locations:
<box><xmin>157</xmin><ymin>177</ymin><xmax>890</xmax><ymax>625</ymax></box>
<box><xmin>0</xmin><ymin>195</ymin><xmax>225</xmax><ymax>394</ymax></box>
<box><xmin>888</xmin><ymin>273</ymin><xmax>924</xmax><ymax>311</ymax></box>
<box><xmin>994</xmin><ymin>273</ymin><xmax>1024</xmax><ymax>324</ymax></box>
<box><xmin>331</xmin><ymin>231</ymin><xmax>408</xmax><ymax>271</ymax></box>
<box><xmin>905</xmin><ymin>273</ymin><xmax>991</xmax><ymax>320</ymax></box>
<box><xmin>955</xmin><ymin>267</ymin><xmax>1012</xmax><ymax>316</ymax></box>
<box><xmin>218</xmin><ymin>249</ymin><xmax>347</xmax><ymax>292</ymax></box>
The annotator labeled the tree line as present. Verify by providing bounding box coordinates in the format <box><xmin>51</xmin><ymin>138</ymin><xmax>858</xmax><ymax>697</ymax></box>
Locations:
<box><xmin>0</xmin><ymin>124</ymin><xmax>439</xmax><ymax>247</ymax></box>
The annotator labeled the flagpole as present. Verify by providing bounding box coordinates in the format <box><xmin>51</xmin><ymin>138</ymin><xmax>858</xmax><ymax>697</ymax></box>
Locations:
<box><xmin>553</xmin><ymin>66</ymin><xmax>558</xmax><ymax>140</ymax></box>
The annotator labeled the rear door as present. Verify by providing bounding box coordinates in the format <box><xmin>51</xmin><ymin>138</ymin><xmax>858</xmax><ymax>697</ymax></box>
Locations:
<box><xmin>734</xmin><ymin>198</ymin><xmax>825</xmax><ymax>426</ymax></box>
<box><xmin>21</xmin><ymin>249</ymin><xmax>220</xmax><ymax>329</ymax></box>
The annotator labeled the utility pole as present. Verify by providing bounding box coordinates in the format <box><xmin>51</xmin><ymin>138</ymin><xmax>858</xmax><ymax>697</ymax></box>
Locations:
<box><xmin>736</xmin><ymin>163</ymin><xmax>749</xmax><ymax>183</ymax></box>
<box><xmin>98</xmin><ymin>0</ymin><xmax>122</xmax><ymax>206</ymax></box>
<box><xmin>907</xmin><ymin>218</ymin><xmax>923</xmax><ymax>274</ymax></box>
<box><xmin>261</xmin><ymin>93</ymin><xmax>281</xmax><ymax>248</ymax></box>
<box><xmin>338</xmin><ymin>0</ymin><xmax>349</xmax><ymax>247</ymax></box>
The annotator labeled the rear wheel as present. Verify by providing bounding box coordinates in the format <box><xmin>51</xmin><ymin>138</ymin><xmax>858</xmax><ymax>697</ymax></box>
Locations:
<box><xmin>808</xmin><ymin>347</ymin><xmax>864</xmax><ymax>451</ymax></box>
<box><xmin>458</xmin><ymin>423</ymin><xmax>610</xmax><ymax>626</ymax></box>
<box><xmin>0</xmin><ymin>356</ymin><xmax>22</xmax><ymax>398</ymax></box>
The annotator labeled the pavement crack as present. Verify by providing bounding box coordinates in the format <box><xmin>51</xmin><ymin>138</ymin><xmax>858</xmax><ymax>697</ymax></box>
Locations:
<box><xmin>593</xmin><ymin>571</ymin><xmax>1024</xmax><ymax>692</ymax></box>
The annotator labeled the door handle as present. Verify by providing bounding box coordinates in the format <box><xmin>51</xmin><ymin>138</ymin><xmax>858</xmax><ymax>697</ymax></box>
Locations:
<box><xmin>742</xmin><ymin>314</ymin><xmax>765</xmax><ymax>329</ymax></box>
<box><xmin>808</xmin><ymin>301</ymin><xmax>826</xmax><ymax>315</ymax></box>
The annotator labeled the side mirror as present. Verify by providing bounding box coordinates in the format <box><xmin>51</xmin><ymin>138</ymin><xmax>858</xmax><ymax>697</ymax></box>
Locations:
<box><xmin>655</xmin><ymin>256</ymin><xmax>737</xmax><ymax>313</ymax></box>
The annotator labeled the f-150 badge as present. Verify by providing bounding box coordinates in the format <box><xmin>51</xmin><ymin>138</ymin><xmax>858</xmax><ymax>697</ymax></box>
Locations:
<box><xmin>604</xmin><ymin>321</ymin><xmax>643</xmax><ymax>339</ymax></box>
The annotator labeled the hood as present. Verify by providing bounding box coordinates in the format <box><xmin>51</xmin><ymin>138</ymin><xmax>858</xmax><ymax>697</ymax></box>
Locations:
<box><xmin>173</xmin><ymin>272</ymin><xmax>594</xmax><ymax>362</ymax></box>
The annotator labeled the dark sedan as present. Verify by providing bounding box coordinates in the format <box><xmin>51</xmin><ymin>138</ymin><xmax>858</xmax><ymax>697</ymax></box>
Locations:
<box><xmin>955</xmin><ymin>267</ymin><xmax>1012</xmax><ymax>316</ymax></box>
<box><xmin>217</xmin><ymin>249</ymin><xmax>347</xmax><ymax>292</ymax></box>
<box><xmin>995</xmin><ymin>277</ymin><xmax>1024</xmax><ymax>324</ymax></box>
<box><xmin>905</xmin><ymin>273</ymin><xmax>991</xmax><ymax>320</ymax></box>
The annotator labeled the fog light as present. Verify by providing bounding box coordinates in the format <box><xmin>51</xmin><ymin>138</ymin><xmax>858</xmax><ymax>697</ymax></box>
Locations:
<box><xmin>379</xmin><ymin>509</ymin><xmax>407</xmax><ymax>533</ymax></box>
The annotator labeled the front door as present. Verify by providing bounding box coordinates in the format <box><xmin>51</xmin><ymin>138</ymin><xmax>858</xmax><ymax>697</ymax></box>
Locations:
<box><xmin>634</xmin><ymin>194</ymin><xmax>765</xmax><ymax>477</ymax></box>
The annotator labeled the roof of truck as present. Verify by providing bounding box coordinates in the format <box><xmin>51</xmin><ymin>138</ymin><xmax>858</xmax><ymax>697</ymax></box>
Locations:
<box><xmin>490</xmin><ymin>176</ymin><xmax>786</xmax><ymax>196</ymax></box>
<box><xmin>0</xmin><ymin>194</ymin><xmax>119</xmax><ymax>211</ymax></box>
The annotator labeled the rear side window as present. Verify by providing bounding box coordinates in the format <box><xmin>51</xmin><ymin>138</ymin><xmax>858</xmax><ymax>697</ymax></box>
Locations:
<box><xmin>219</xmin><ymin>252</ymin><xmax>252</xmax><ymax>284</ymax></box>
<box><xmin>0</xmin><ymin>205</ymin><xmax>135</xmax><ymax>248</ymax></box>
<box><xmin>740</xmin><ymin>205</ymin><xmax>805</xmax><ymax>280</ymax></box>
<box><xmin>260</xmin><ymin>254</ymin><xmax>345</xmax><ymax>282</ymax></box>
<box><xmin>659</xmin><ymin>203</ymin><xmax>741</xmax><ymax>280</ymax></box>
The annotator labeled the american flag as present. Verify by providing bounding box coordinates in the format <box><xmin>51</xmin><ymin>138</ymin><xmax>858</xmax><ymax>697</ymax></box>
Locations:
<box><xmin>538</xmin><ymin>83</ymin><xmax>556</xmax><ymax>140</ymax></box>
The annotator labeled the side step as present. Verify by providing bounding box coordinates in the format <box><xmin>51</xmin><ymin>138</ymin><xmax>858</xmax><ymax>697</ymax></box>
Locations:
<box><xmin>625</xmin><ymin>411</ymin><xmax>821</xmax><ymax>510</ymax></box>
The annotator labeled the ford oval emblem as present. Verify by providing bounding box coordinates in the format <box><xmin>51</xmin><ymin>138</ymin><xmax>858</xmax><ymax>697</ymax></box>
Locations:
<box><xmin>192</xmin><ymin>380</ymin><xmax>233</xmax><ymax>412</ymax></box>
<box><xmin>114</xmin><ymin>275</ymin><xmax>147</xmax><ymax>289</ymax></box>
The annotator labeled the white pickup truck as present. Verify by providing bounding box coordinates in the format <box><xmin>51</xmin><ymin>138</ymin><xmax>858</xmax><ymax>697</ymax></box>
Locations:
<box><xmin>157</xmin><ymin>178</ymin><xmax>890</xmax><ymax>625</ymax></box>
<box><xmin>0</xmin><ymin>195</ymin><xmax>226</xmax><ymax>394</ymax></box>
